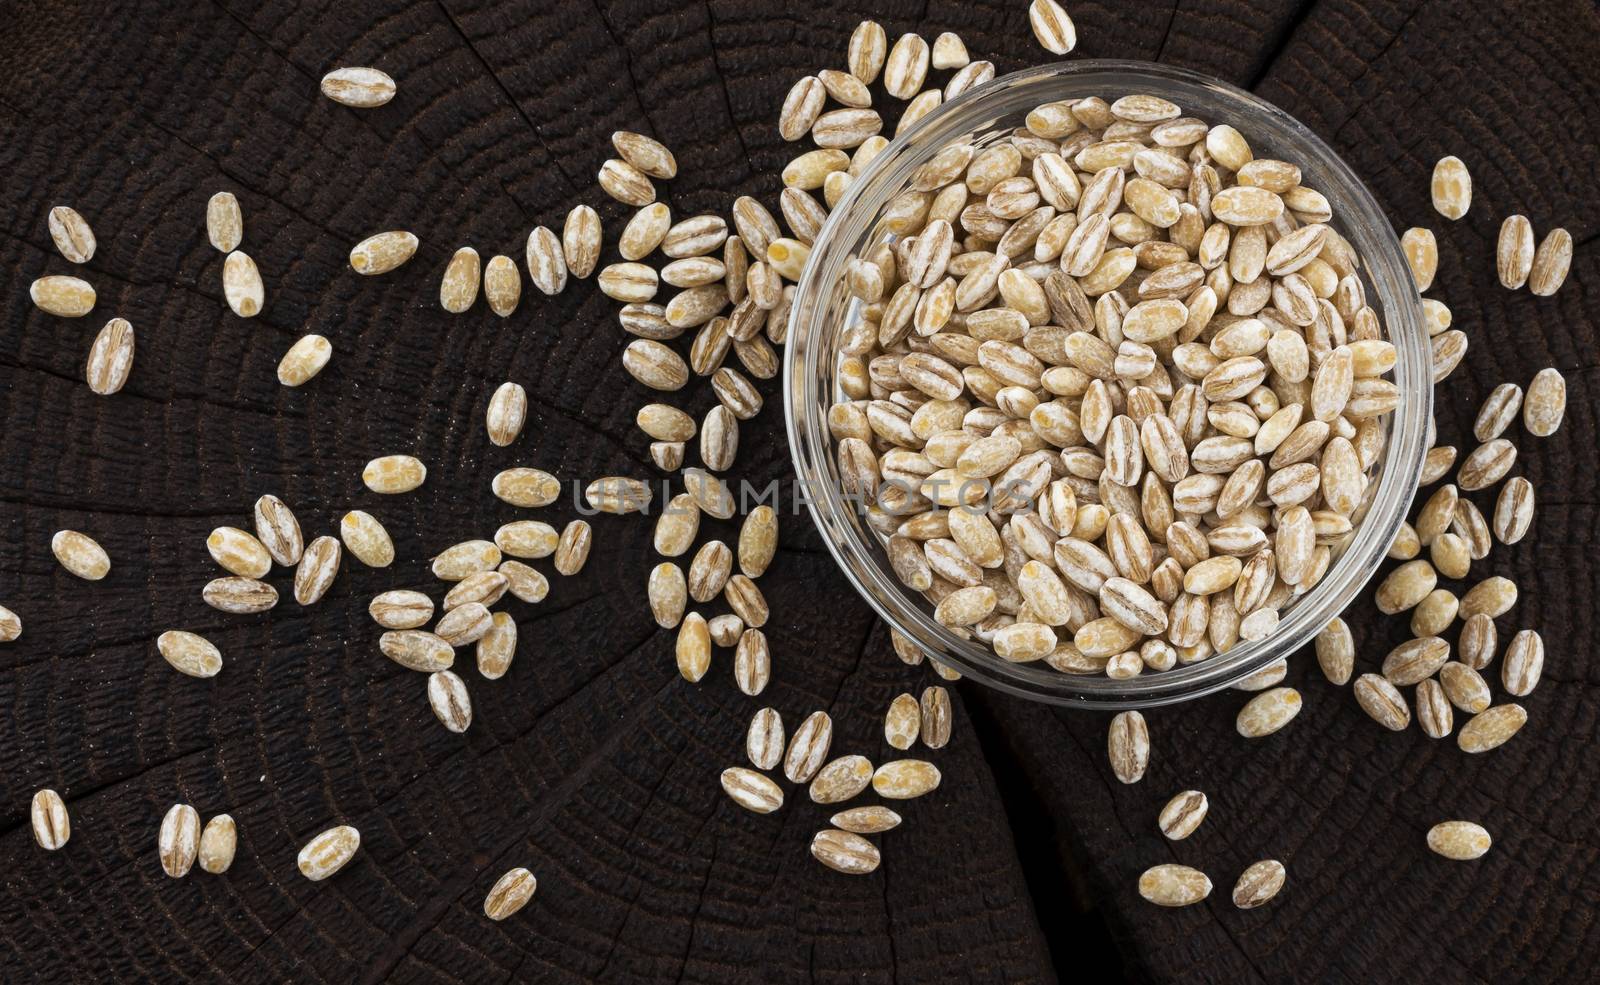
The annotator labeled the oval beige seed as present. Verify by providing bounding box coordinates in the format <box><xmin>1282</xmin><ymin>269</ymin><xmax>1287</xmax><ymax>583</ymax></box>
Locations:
<box><xmin>277</xmin><ymin>334</ymin><xmax>331</xmax><ymax>387</ymax></box>
<box><xmin>648</xmin><ymin>563</ymin><xmax>686</xmax><ymax>629</ymax></box>
<box><xmin>198</xmin><ymin>814</ymin><xmax>237</xmax><ymax>874</ymax></box>
<box><xmin>428</xmin><ymin>670</ymin><xmax>472</xmax><ymax>733</ymax></box>
<box><xmin>484</xmin><ymin>868</ymin><xmax>537</xmax><ymax>921</ymax></box>
<box><xmin>585</xmin><ymin>476</ymin><xmax>653</xmax><ymax>515</ymax></box>
<box><xmin>1458</xmin><ymin>703</ymin><xmax>1527</xmax><ymax>753</ymax></box>
<box><xmin>157</xmin><ymin>630</ymin><xmax>222</xmax><ymax>678</ymax></box>
<box><xmin>554</xmin><ymin>520</ymin><xmax>592</xmax><ymax>576</ymax></box>
<box><xmin>340</xmin><ymin>510</ymin><xmax>394</xmax><ymax>568</ymax></box>
<box><xmin>676</xmin><ymin>612</ymin><xmax>711</xmax><ymax>682</ymax></box>
<box><xmin>207</xmin><ymin>525</ymin><xmax>271</xmax><ymax>578</ymax></box>
<box><xmin>363</xmin><ymin>455</ymin><xmax>426</xmax><ymax>494</ymax></box>
<box><xmin>349</xmin><ymin>231</ymin><xmax>419</xmax><ymax>274</ymax></box>
<box><xmin>1375</xmin><ymin>560</ymin><xmax>1436</xmax><ymax>614</ymax></box>
<box><xmin>293</xmin><ymin>536</ymin><xmax>341</xmax><ymax>605</ymax></box>
<box><xmin>370</xmin><ymin>590</ymin><xmax>433</xmax><ymax>629</ymax></box>
<box><xmin>86</xmin><ymin>317</ymin><xmax>135</xmax><ymax>394</ymax></box>
<box><xmin>1523</xmin><ymin>367</ymin><xmax>1566</xmax><ymax>436</ymax></box>
<box><xmin>1460</xmin><ymin>576</ymin><xmax>1517</xmax><ymax>619</ymax></box>
<box><xmin>1213</xmin><ymin>186</ymin><xmax>1284</xmax><ymax>226</ymax></box>
<box><xmin>29</xmin><ymin>275</ymin><xmax>96</xmax><ymax>317</ymax></box>
<box><xmin>495</xmin><ymin>519</ymin><xmax>558</xmax><ymax>560</ymax></box>
<box><xmin>0</xmin><ymin>605</ymin><xmax>20</xmax><ymax>643</ymax></box>
<box><xmin>1457</xmin><ymin>439</ymin><xmax>1516</xmax><ymax>491</ymax></box>
<box><xmin>436</xmin><ymin>603</ymin><xmax>493</xmax><ymax>648</ymax></box>
<box><xmin>1315</xmin><ymin>617</ymin><xmax>1354</xmax><ymax>685</ymax></box>
<box><xmin>320</xmin><ymin>66</ymin><xmax>394</xmax><ymax>107</ymax></box>
<box><xmin>1497</xmin><ymin>214</ymin><xmax>1535</xmax><ymax>289</ymax></box>
<box><xmin>52</xmin><ymin>530</ymin><xmax>110</xmax><ymax>580</ymax></box>
<box><xmin>1411</xmin><ymin>589</ymin><xmax>1460</xmax><ymax>638</ymax></box>
<box><xmin>1439</xmin><ymin>661</ymin><xmax>1491</xmax><ymax>714</ymax></box>
<box><xmin>810</xmin><ymin>755</ymin><xmax>875</xmax><ymax>804</ymax></box>
<box><xmin>1427</xmin><ymin>821</ymin><xmax>1491</xmax><ymax>860</ymax></box>
<box><xmin>1382</xmin><ymin>636</ymin><xmax>1450</xmax><ymax>686</ymax></box>
<box><xmin>1416</xmin><ymin>678</ymin><xmax>1453</xmax><ymax>739</ymax></box>
<box><xmin>31</xmin><ymin>789</ymin><xmax>70</xmax><ymax>850</ymax></box>
<box><xmin>483</xmin><ymin>254</ymin><xmax>521</xmax><ymax>317</ymax></box>
<box><xmin>1236</xmin><ymin>687</ymin><xmax>1302</xmax><ymax>737</ymax></box>
<box><xmin>885</xmin><ymin>693</ymin><xmax>921</xmax><ymax>750</ymax></box>
<box><xmin>1232</xmin><ymin>860</ymin><xmax>1286</xmax><ymax>909</ymax></box>
<box><xmin>1159</xmin><ymin>790</ymin><xmax>1208</xmax><ymax>840</ymax></box>
<box><xmin>222</xmin><ymin>251</ymin><xmax>264</xmax><ymax>317</ymax></box>
<box><xmin>203</xmin><ymin>577</ymin><xmax>278</xmax><ymax>614</ymax></box>
<box><xmin>379</xmin><ymin>630</ymin><xmax>454</xmax><ymax>671</ymax></box>
<box><xmin>518</xmin><ymin>225</ymin><xmax>569</xmax><ymax>297</ymax></box>
<box><xmin>1473</xmin><ymin>383</ymin><xmax>1522</xmax><ymax>442</ymax></box>
<box><xmin>832</xmin><ymin>805</ymin><xmax>901</xmax><ymax>834</ymax></box>
<box><xmin>428</xmin><ymin>537</ymin><xmax>496</xmax><ymax>585</ymax></box>
<box><xmin>298</xmin><ymin>825</ymin><xmax>360</xmax><ymax>881</ymax></box>
<box><xmin>872</xmin><ymin>759</ymin><xmax>942</xmax><ymax>799</ymax></box>
<box><xmin>1108</xmin><ymin>710</ymin><xmax>1148</xmax><ymax>784</ymax></box>
<box><xmin>480</xmin><ymin>378</ymin><xmax>531</xmax><ymax>444</ymax></box>
<box><xmin>1459</xmin><ymin>612</ymin><xmax>1498</xmax><ymax>670</ymax></box>
<box><xmin>732</xmin><ymin>626</ymin><xmax>767</xmax><ymax>695</ymax></box>
<box><xmin>206</xmin><ymin>192</ymin><xmax>242</xmax><ymax>252</ymax></box>
<box><xmin>622</xmin><ymin>339</ymin><xmax>689</xmax><ymax>391</ymax></box>
<box><xmin>1502</xmin><ymin>630</ymin><xmax>1544</xmax><ymax>697</ymax></box>
<box><xmin>439</xmin><ymin>246</ymin><xmax>481</xmax><ymax>312</ymax></box>
<box><xmin>848</xmin><ymin>20</ymin><xmax>887</xmax><ymax>83</ymax></box>
<box><xmin>1139</xmin><ymin>864</ymin><xmax>1211</xmax><ymax>907</ymax></box>
<box><xmin>1493</xmin><ymin>476</ymin><xmax>1534</xmax><ymax>546</ymax></box>
<box><xmin>476</xmin><ymin>611</ymin><xmax>517</xmax><ymax>679</ymax></box>
<box><xmin>491</xmin><ymin>468</ymin><xmax>561</xmax><ymax>508</ymax></box>
<box><xmin>563</xmin><ymin>205</ymin><xmax>601</xmax><ymax>279</ymax></box>
<box><xmin>785</xmin><ymin>711</ymin><xmax>834</xmax><ymax>783</ymax></box>
<box><xmin>159</xmin><ymin>803</ymin><xmax>201</xmax><ymax>877</ymax></box>
<box><xmin>442</xmin><ymin>571</ymin><xmax>507</xmax><ymax>612</ymax></box>
<box><xmin>811</xmin><ymin>829</ymin><xmax>881</xmax><ymax>875</ymax></box>
<box><xmin>599</xmin><ymin>158</ymin><xmax>656</xmax><ymax>206</ymax></box>
<box><xmin>1430</xmin><ymin>156</ymin><xmax>1471</xmax><ymax>220</ymax></box>
<box><xmin>747</xmin><ymin>707</ymin><xmax>784</xmax><ymax>770</ymax></box>
<box><xmin>683</xmin><ymin>468</ymin><xmax>735</xmax><ymax>520</ymax></box>
<box><xmin>920</xmin><ymin>685</ymin><xmax>951</xmax><ymax>749</ymax></box>
<box><xmin>884</xmin><ymin>33</ymin><xmax>929</xmax><ymax>99</ymax></box>
<box><xmin>48</xmin><ymin>205</ymin><xmax>96</xmax><ymax>263</ymax></box>
<box><xmin>1529</xmin><ymin>228</ymin><xmax>1572</xmax><ymax>296</ymax></box>
<box><xmin>637</xmin><ymin>403</ymin><xmax>696</xmax><ymax>443</ymax></box>
<box><xmin>613</xmin><ymin>129</ymin><xmax>676</xmax><ymax>179</ymax></box>
<box><xmin>1401</xmin><ymin>227</ymin><xmax>1437</xmax><ymax>292</ymax></box>
<box><xmin>779</xmin><ymin>76</ymin><xmax>826</xmax><ymax>142</ymax></box>
<box><xmin>1029</xmin><ymin>0</ymin><xmax>1077</xmax><ymax>54</ymax></box>
<box><xmin>1353</xmin><ymin>673</ymin><xmax>1409</xmax><ymax>731</ymax></box>
<box><xmin>499</xmin><ymin>560</ymin><xmax>548</xmax><ymax>604</ymax></box>
<box><xmin>688</xmin><ymin>541</ymin><xmax>732</xmax><ymax>603</ymax></box>
<box><xmin>619</xmin><ymin>203</ymin><xmax>670</xmax><ymax>261</ymax></box>
<box><xmin>737</xmin><ymin>506</ymin><xmax>778</xmax><ymax>578</ymax></box>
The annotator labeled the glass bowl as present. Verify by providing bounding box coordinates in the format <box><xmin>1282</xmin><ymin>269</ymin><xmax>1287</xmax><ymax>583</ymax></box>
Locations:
<box><xmin>783</xmin><ymin>60</ymin><xmax>1430</xmax><ymax>709</ymax></box>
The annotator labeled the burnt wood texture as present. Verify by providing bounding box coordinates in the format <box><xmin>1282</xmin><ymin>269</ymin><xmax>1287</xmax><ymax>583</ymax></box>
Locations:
<box><xmin>1</xmin><ymin>0</ymin><xmax>1596</xmax><ymax>982</ymax></box>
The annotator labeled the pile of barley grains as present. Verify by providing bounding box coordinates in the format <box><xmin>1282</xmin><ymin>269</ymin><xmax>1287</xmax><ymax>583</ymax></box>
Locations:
<box><xmin>829</xmin><ymin>90</ymin><xmax>1402</xmax><ymax>683</ymax></box>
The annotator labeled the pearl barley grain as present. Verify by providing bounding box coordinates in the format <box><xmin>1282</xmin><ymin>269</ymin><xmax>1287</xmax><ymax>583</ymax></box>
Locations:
<box><xmin>1029</xmin><ymin>0</ymin><xmax>1077</xmax><ymax>55</ymax></box>
<box><xmin>199</xmin><ymin>815</ymin><xmax>237</xmax><ymax>874</ymax></box>
<box><xmin>52</xmin><ymin>530</ymin><xmax>110</xmax><ymax>580</ymax></box>
<box><xmin>1430</xmin><ymin>156</ymin><xmax>1471</xmax><ymax>219</ymax></box>
<box><xmin>485</xmin><ymin>868</ymin><xmax>538</xmax><ymax>920</ymax></box>
<box><xmin>298</xmin><ymin>825</ymin><xmax>360</xmax><ymax>881</ymax></box>
<box><xmin>31</xmin><ymin>790</ymin><xmax>69</xmax><ymax>851</ymax></box>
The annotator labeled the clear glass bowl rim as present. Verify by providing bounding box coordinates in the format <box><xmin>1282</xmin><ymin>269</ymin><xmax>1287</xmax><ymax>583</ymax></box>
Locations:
<box><xmin>783</xmin><ymin>59</ymin><xmax>1431</xmax><ymax>710</ymax></box>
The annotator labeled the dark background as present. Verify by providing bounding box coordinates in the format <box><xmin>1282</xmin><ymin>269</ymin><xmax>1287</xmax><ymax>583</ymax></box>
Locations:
<box><xmin>1</xmin><ymin>1</ymin><xmax>1596</xmax><ymax>982</ymax></box>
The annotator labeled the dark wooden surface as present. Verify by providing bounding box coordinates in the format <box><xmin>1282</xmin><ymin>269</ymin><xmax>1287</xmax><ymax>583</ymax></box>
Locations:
<box><xmin>1</xmin><ymin>1</ymin><xmax>1596</xmax><ymax>982</ymax></box>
